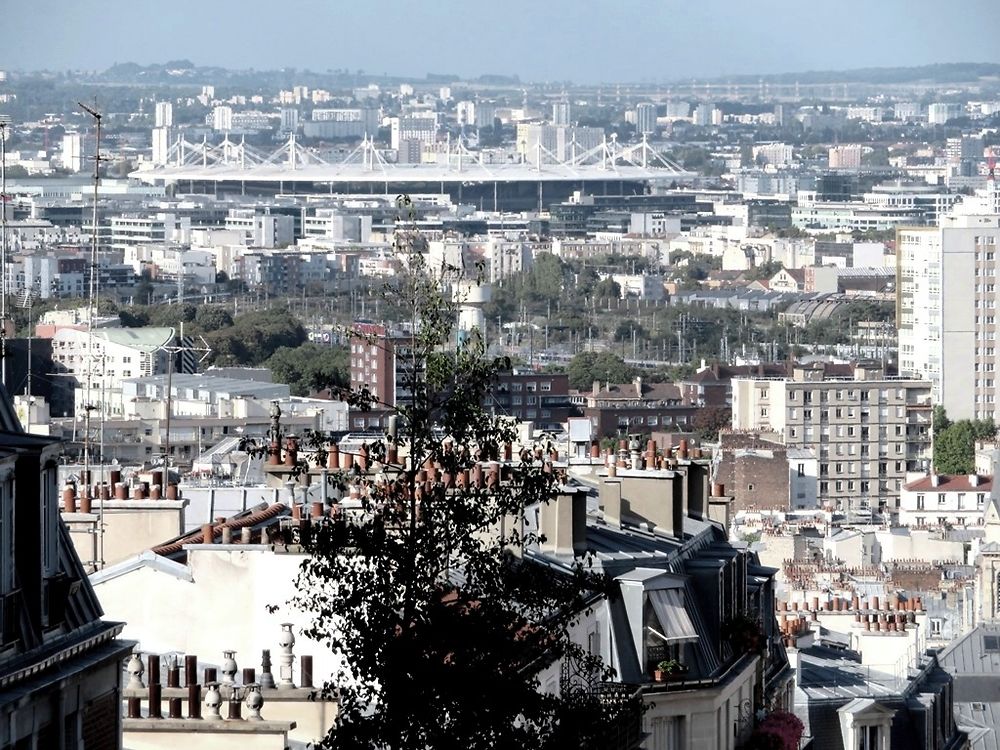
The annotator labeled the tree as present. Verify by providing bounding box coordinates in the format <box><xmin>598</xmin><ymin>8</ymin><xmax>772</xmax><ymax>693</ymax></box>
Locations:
<box><xmin>566</xmin><ymin>351</ymin><xmax>637</xmax><ymax>391</ymax></box>
<box><xmin>934</xmin><ymin>416</ymin><xmax>996</xmax><ymax>474</ymax></box>
<box><xmin>194</xmin><ymin>305</ymin><xmax>234</xmax><ymax>332</ymax></box>
<box><xmin>265</xmin><ymin>343</ymin><xmax>349</xmax><ymax>396</ymax></box>
<box><xmin>693</xmin><ymin>406</ymin><xmax>732</xmax><ymax>442</ymax></box>
<box><xmin>270</xmin><ymin>206</ymin><xmax>620</xmax><ymax>749</ymax></box>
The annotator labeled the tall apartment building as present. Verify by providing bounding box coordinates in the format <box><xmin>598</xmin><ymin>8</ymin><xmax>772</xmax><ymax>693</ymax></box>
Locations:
<box><xmin>828</xmin><ymin>145</ymin><xmax>863</xmax><ymax>170</ymax></box>
<box><xmin>154</xmin><ymin>101</ymin><xmax>173</xmax><ymax>128</ymax></box>
<box><xmin>515</xmin><ymin>124</ymin><xmax>604</xmax><ymax>164</ymax></box>
<box><xmin>636</xmin><ymin>102</ymin><xmax>657</xmax><ymax>135</ymax></box>
<box><xmin>897</xmin><ymin>213</ymin><xmax>1000</xmax><ymax>421</ymax></box>
<box><xmin>61</xmin><ymin>133</ymin><xmax>83</xmax><ymax>172</ymax></box>
<box><xmin>551</xmin><ymin>98</ymin><xmax>570</xmax><ymax>127</ymax></box>
<box><xmin>731</xmin><ymin>363</ymin><xmax>933</xmax><ymax>512</ymax></box>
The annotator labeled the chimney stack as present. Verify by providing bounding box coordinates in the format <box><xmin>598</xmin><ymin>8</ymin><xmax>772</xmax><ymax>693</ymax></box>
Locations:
<box><xmin>539</xmin><ymin>486</ymin><xmax>588</xmax><ymax>556</ymax></box>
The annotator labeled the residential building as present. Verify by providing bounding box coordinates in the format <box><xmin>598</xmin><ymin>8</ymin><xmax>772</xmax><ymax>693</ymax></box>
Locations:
<box><xmin>487</xmin><ymin>371</ymin><xmax>571</xmax><ymax>430</ymax></box>
<box><xmin>304</xmin><ymin>108</ymin><xmax>379</xmax><ymax>139</ymax></box>
<box><xmin>61</xmin><ymin>132</ymin><xmax>84</xmax><ymax>172</ymax></box>
<box><xmin>533</xmin><ymin>463</ymin><xmax>794</xmax><ymax>748</ymax></box>
<box><xmin>828</xmin><ymin>145</ymin><xmax>863</xmax><ymax>170</ymax></box>
<box><xmin>752</xmin><ymin>143</ymin><xmax>794</xmax><ymax>167</ymax></box>
<box><xmin>49</xmin><ymin>327</ymin><xmax>175</xmax><ymax>417</ymax></box>
<box><xmin>211</xmin><ymin>105</ymin><xmax>233</xmax><ymax>132</ymax></box>
<box><xmin>581</xmin><ymin>377</ymin><xmax>698</xmax><ymax>438</ymax></box>
<box><xmin>636</xmin><ymin>102</ymin><xmax>657</xmax><ymax>135</ymax></box>
<box><xmin>936</xmin><ymin>623</ymin><xmax>1000</xmax><ymax>750</ymax></box>
<box><xmin>390</xmin><ymin>113</ymin><xmax>439</xmax><ymax>150</ymax></box>
<box><xmin>899</xmin><ymin>473</ymin><xmax>992</xmax><ymax>527</ymax></box>
<box><xmin>730</xmin><ymin>362</ymin><xmax>933</xmax><ymax>511</ymax></box>
<box><xmin>552</xmin><ymin>98</ymin><xmax>570</xmax><ymax>127</ymax></box>
<box><xmin>515</xmin><ymin>124</ymin><xmax>604</xmax><ymax>164</ymax></box>
<box><xmin>154</xmin><ymin>101</ymin><xmax>173</xmax><ymax>128</ymax></box>
<box><xmin>928</xmin><ymin>102</ymin><xmax>962</xmax><ymax>125</ymax></box>
<box><xmin>0</xmin><ymin>385</ymin><xmax>133</xmax><ymax>749</ymax></box>
<box><xmin>897</xmin><ymin>213</ymin><xmax>1000</xmax><ymax>421</ymax></box>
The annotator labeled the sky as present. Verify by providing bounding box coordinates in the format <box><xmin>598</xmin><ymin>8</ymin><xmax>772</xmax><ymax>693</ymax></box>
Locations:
<box><xmin>4</xmin><ymin>0</ymin><xmax>1000</xmax><ymax>84</ymax></box>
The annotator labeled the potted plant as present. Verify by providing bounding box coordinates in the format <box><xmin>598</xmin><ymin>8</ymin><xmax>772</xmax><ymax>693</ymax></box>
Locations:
<box><xmin>653</xmin><ymin>659</ymin><xmax>686</xmax><ymax>682</ymax></box>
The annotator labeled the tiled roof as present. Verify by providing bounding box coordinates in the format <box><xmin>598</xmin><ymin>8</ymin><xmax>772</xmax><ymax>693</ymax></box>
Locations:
<box><xmin>904</xmin><ymin>475</ymin><xmax>993</xmax><ymax>492</ymax></box>
<box><xmin>151</xmin><ymin>502</ymin><xmax>290</xmax><ymax>560</ymax></box>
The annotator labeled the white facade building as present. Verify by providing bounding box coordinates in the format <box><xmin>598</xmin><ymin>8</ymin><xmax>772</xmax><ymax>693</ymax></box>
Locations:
<box><xmin>898</xmin><ymin>473</ymin><xmax>992</xmax><ymax>528</ymax></box>
<box><xmin>897</xmin><ymin>213</ymin><xmax>1000</xmax><ymax>421</ymax></box>
<box><xmin>211</xmin><ymin>105</ymin><xmax>233</xmax><ymax>132</ymax></box>
<box><xmin>61</xmin><ymin>133</ymin><xmax>83</xmax><ymax>172</ymax></box>
<box><xmin>50</xmin><ymin>327</ymin><xmax>175</xmax><ymax>417</ymax></box>
<box><xmin>154</xmin><ymin>101</ymin><xmax>173</xmax><ymax>128</ymax></box>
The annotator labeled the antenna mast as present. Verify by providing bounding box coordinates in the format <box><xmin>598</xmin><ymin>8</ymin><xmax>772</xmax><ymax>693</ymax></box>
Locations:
<box><xmin>78</xmin><ymin>101</ymin><xmax>102</xmax><ymax>563</ymax></box>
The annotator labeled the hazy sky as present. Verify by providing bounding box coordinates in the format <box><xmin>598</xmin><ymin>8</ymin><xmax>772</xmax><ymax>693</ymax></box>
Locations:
<box><xmin>5</xmin><ymin>0</ymin><xmax>1000</xmax><ymax>83</ymax></box>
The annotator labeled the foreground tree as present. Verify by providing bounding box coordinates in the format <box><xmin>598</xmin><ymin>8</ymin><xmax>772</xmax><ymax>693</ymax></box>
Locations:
<box><xmin>266</xmin><ymin>198</ymin><xmax>625</xmax><ymax>749</ymax></box>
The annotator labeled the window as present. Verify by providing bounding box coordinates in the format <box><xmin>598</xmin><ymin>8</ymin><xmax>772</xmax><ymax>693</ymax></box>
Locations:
<box><xmin>747</xmin><ymin>484</ymin><xmax>754</xmax><ymax>491</ymax></box>
<box><xmin>857</xmin><ymin>725</ymin><xmax>880</xmax><ymax>750</ymax></box>
<box><xmin>797</xmin><ymin>463</ymin><xmax>805</xmax><ymax>477</ymax></box>
<box><xmin>979</xmin><ymin>493</ymin><xmax>986</xmax><ymax>506</ymax></box>
<box><xmin>917</xmin><ymin>494</ymin><xmax>925</xmax><ymax>510</ymax></box>
<box><xmin>938</xmin><ymin>493</ymin><xmax>946</xmax><ymax>505</ymax></box>
<box><xmin>540</xmin><ymin>381</ymin><xmax>552</xmax><ymax>392</ymax></box>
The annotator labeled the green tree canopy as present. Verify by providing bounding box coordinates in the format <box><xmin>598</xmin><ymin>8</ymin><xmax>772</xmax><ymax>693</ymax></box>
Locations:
<box><xmin>265</xmin><ymin>343</ymin><xmax>349</xmax><ymax>396</ymax></box>
<box><xmin>566</xmin><ymin>351</ymin><xmax>637</xmax><ymax>391</ymax></box>
<box><xmin>934</xmin><ymin>414</ymin><xmax>996</xmax><ymax>474</ymax></box>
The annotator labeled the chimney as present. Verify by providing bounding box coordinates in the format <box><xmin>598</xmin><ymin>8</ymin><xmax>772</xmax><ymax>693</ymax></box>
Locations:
<box><xmin>931</xmin><ymin>474</ymin><xmax>940</xmax><ymax>487</ymax></box>
<box><xmin>593</xmin><ymin>380</ymin><xmax>601</xmax><ymax>397</ymax></box>
<box><xmin>599</xmin><ymin>476</ymin><xmax>623</xmax><ymax>527</ymax></box>
<box><xmin>970</xmin><ymin>474</ymin><xmax>980</xmax><ymax>487</ymax></box>
<box><xmin>634</xmin><ymin>376</ymin><xmax>643</xmax><ymax>398</ymax></box>
<box><xmin>539</xmin><ymin>486</ymin><xmax>588</xmax><ymax>556</ymax></box>
<box><xmin>618</xmin><ymin>472</ymin><xmax>683</xmax><ymax>538</ymax></box>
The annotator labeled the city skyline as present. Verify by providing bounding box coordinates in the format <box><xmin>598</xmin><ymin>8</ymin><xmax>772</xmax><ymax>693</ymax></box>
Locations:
<box><xmin>4</xmin><ymin>0</ymin><xmax>1000</xmax><ymax>84</ymax></box>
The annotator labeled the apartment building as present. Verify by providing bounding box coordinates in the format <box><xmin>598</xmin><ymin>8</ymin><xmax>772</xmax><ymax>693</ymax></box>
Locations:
<box><xmin>731</xmin><ymin>363</ymin><xmax>933</xmax><ymax>512</ymax></box>
<box><xmin>897</xmin><ymin>212</ymin><xmax>1000</xmax><ymax>421</ymax></box>
<box><xmin>50</xmin><ymin>327</ymin><xmax>175</xmax><ymax>417</ymax></box>
<box><xmin>898</xmin><ymin>473</ymin><xmax>992</xmax><ymax>528</ymax></box>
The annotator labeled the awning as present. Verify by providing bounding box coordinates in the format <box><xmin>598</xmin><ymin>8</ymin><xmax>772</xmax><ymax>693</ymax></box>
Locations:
<box><xmin>648</xmin><ymin>588</ymin><xmax>699</xmax><ymax>644</ymax></box>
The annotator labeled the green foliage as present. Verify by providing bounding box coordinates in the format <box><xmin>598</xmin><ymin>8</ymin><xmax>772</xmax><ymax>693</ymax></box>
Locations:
<box><xmin>265</xmin><ymin>344</ymin><xmax>349</xmax><ymax>397</ymax></box>
<box><xmin>933</xmin><ymin>405</ymin><xmax>951</xmax><ymax>433</ymax></box>
<box><xmin>276</xmin><ymin>220</ymin><xmax>620</xmax><ymax>749</ymax></box>
<box><xmin>934</xmin><ymin>417</ymin><xmax>996</xmax><ymax>475</ymax></box>
<box><xmin>746</xmin><ymin>260</ymin><xmax>784</xmax><ymax>281</ymax></box>
<box><xmin>566</xmin><ymin>352</ymin><xmax>637</xmax><ymax>391</ymax></box>
<box><xmin>203</xmin><ymin>308</ymin><xmax>308</xmax><ymax>366</ymax></box>
<box><xmin>194</xmin><ymin>305</ymin><xmax>234</xmax><ymax>332</ymax></box>
<box><xmin>693</xmin><ymin>406</ymin><xmax>732</xmax><ymax>442</ymax></box>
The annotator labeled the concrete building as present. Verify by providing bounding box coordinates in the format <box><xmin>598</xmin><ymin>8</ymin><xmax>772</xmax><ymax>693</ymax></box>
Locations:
<box><xmin>731</xmin><ymin>362</ymin><xmax>933</xmax><ymax>512</ymax></box>
<box><xmin>752</xmin><ymin>143</ymin><xmax>794</xmax><ymax>167</ymax></box>
<box><xmin>211</xmin><ymin>105</ymin><xmax>233</xmax><ymax>132</ymax></box>
<box><xmin>828</xmin><ymin>145</ymin><xmax>863</xmax><ymax>170</ymax></box>
<box><xmin>552</xmin><ymin>98</ymin><xmax>570</xmax><ymax>127</ymax></box>
<box><xmin>0</xmin><ymin>385</ymin><xmax>133</xmax><ymax>749</ymax></box>
<box><xmin>304</xmin><ymin>108</ymin><xmax>378</xmax><ymax>139</ymax></box>
<box><xmin>897</xmin><ymin>213</ymin><xmax>1000</xmax><ymax>421</ymax></box>
<box><xmin>151</xmin><ymin>126</ymin><xmax>171</xmax><ymax>166</ymax></box>
<box><xmin>50</xmin><ymin>327</ymin><xmax>175</xmax><ymax>417</ymax></box>
<box><xmin>390</xmin><ymin>114</ymin><xmax>439</xmax><ymax>150</ymax></box>
<box><xmin>636</xmin><ymin>102</ymin><xmax>657</xmax><ymax>135</ymax></box>
<box><xmin>154</xmin><ymin>101</ymin><xmax>173</xmax><ymax>128</ymax></box>
<box><xmin>62</xmin><ymin>132</ymin><xmax>84</xmax><ymax>172</ymax></box>
<box><xmin>515</xmin><ymin>124</ymin><xmax>604</xmax><ymax>165</ymax></box>
<box><xmin>928</xmin><ymin>102</ymin><xmax>962</xmax><ymax>125</ymax></box>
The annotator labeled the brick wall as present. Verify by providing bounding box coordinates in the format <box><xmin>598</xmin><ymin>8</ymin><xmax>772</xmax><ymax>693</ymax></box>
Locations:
<box><xmin>81</xmin><ymin>690</ymin><xmax>119</xmax><ymax>750</ymax></box>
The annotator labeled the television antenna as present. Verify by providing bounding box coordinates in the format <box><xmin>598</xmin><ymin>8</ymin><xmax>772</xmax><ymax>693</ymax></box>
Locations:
<box><xmin>158</xmin><ymin>328</ymin><xmax>212</xmax><ymax>474</ymax></box>
<box><xmin>0</xmin><ymin>115</ymin><xmax>10</xmax><ymax>390</ymax></box>
<box><xmin>13</xmin><ymin>285</ymin><xmax>38</xmax><ymax>430</ymax></box>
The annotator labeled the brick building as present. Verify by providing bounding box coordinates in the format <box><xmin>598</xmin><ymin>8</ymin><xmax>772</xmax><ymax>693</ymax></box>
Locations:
<box><xmin>580</xmin><ymin>377</ymin><xmax>699</xmax><ymax>438</ymax></box>
<box><xmin>487</xmin><ymin>371</ymin><xmax>572</xmax><ymax>430</ymax></box>
<box><xmin>714</xmin><ymin>431</ymin><xmax>819</xmax><ymax>512</ymax></box>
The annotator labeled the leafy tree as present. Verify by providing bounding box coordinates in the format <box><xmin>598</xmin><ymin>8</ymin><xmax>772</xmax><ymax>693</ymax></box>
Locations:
<box><xmin>933</xmin><ymin>405</ymin><xmax>951</xmax><ymax>434</ymax></box>
<box><xmin>265</xmin><ymin>343</ymin><xmax>349</xmax><ymax>396</ymax></box>
<box><xmin>204</xmin><ymin>308</ymin><xmax>307</xmax><ymax>366</ymax></box>
<box><xmin>693</xmin><ymin>406</ymin><xmax>732</xmax><ymax>442</ymax></box>
<box><xmin>194</xmin><ymin>305</ymin><xmax>234</xmax><ymax>332</ymax></box>
<box><xmin>934</xmin><ymin>416</ymin><xmax>996</xmax><ymax>474</ymax></box>
<box><xmin>267</xmin><ymin>209</ymin><xmax>621</xmax><ymax>749</ymax></box>
<box><xmin>566</xmin><ymin>351</ymin><xmax>637</xmax><ymax>391</ymax></box>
